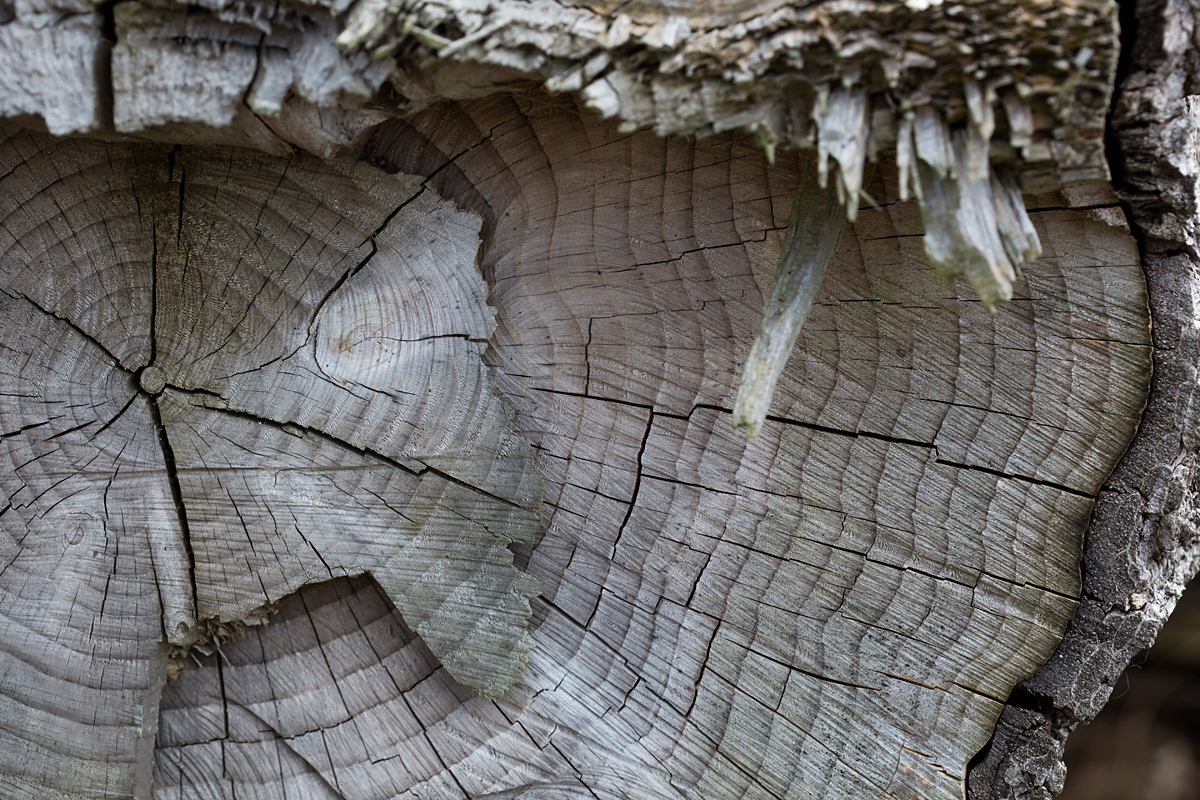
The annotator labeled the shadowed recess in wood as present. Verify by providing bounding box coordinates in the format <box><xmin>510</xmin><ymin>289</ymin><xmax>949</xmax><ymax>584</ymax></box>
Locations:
<box><xmin>150</xmin><ymin>95</ymin><xmax>1152</xmax><ymax>800</ymax></box>
<box><xmin>0</xmin><ymin>128</ymin><xmax>541</xmax><ymax>799</ymax></box>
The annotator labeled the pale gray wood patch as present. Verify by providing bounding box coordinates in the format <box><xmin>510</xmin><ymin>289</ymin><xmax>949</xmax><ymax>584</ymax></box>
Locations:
<box><xmin>110</xmin><ymin>0</ymin><xmax>392</xmax><ymax>154</ymax></box>
<box><xmin>0</xmin><ymin>14</ymin><xmax>104</xmax><ymax>136</ymax></box>
<box><xmin>0</xmin><ymin>128</ymin><xmax>541</xmax><ymax>796</ymax></box>
<box><xmin>153</xmin><ymin>95</ymin><xmax>1150</xmax><ymax>800</ymax></box>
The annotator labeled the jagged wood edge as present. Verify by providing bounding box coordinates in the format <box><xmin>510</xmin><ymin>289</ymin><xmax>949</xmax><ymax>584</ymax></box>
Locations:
<box><xmin>967</xmin><ymin>0</ymin><xmax>1200</xmax><ymax>797</ymax></box>
<box><xmin>4</xmin><ymin>0</ymin><xmax>1118</xmax><ymax>190</ymax></box>
<box><xmin>2</xmin><ymin>0</ymin><xmax>1193</xmax><ymax>793</ymax></box>
<box><xmin>0</xmin><ymin>0</ymin><xmax>1117</xmax><ymax>315</ymax></box>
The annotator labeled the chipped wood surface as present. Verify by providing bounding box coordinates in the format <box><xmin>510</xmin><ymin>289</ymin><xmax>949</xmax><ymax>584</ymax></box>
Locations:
<box><xmin>2</xmin><ymin>0</ymin><xmax>1116</xmax><ymax>310</ymax></box>
<box><xmin>0</xmin><ymin>129</ymin><xmax>541</xmax><ymax>797</ymax></box>
<box><xmin>2</xmin><ymin>0</ymin><xmax>1197</xmax><ymax>798</ymax></box>
<box><xmin>4</xmin><ymin>0</ymin><xmax>1119</xmax><ymax>192</ymax></box>
<box><xmin>118</xmin><ymin>93</ymin><xmax>1152</xmax><ymax>800</ymax></box>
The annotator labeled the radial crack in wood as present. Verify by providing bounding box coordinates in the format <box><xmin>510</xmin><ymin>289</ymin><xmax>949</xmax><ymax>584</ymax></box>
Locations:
<box><xmin>0</xmin><ymin>127</ymin><xmax>542</xmax><ymax>797</ymax></box>
<box><xmin>144</xmin><ymin>95</ymin><xmax>1152</xmax><ymax>800</ymax></box>
<box><xmin>733</xmin><ymin>152</ymin><xmax>845</xmax><ymax>439</ymax></box>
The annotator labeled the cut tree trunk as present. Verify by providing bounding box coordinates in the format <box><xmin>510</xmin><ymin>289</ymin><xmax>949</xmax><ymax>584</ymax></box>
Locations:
<box><xmin>0</xmin><ymin>1</ymin><xmax>1196</xmax><ymax>800</ymax></box>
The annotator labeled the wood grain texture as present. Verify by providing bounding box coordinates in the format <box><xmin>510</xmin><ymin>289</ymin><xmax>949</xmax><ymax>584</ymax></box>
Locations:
<box><xmin>969</xmin><ymin>0</ymin><xmax>1200</xmax><ymax>796</ymax></box>
<box><xmin>0</xmin><ymin>0</ymin><xmax>1115</xmax><ymax>314</ymax></box>
<box><xmin>0</xmin><ymin>128</ymin><xmax>540</xmax><ymax>797</ymax></box>
<box><xmin>149</xmin><ymin>93</ymin><xmax>1152</xmax><ymax>800</ymax></box>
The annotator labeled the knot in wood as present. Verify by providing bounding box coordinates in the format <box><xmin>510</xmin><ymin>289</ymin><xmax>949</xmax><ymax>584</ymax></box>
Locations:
<box><xmin>138</xmin><ymin>365</ymin><xmax>166</xmax><ymax>394</ymax></box>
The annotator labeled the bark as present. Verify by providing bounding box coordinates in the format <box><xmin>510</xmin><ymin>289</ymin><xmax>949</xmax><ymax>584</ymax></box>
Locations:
<box><xmin>969</xmin><ymin>0</ymin><xmax>1200</xmax><ymax>796</ymax></box>
<box><xmin>0</xmin><ymin>1</ymin><xmax>1192</xmax><ymax>799</ymax></box>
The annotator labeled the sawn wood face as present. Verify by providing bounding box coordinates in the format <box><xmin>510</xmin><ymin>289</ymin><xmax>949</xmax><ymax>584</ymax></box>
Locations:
<box><xmin>0</xmin><ymin>129</ymin><xmax>541</xmax><ymax>799</ymax></box>
<box><xmin>0</xmin><ymin>91</ymin><xmax>1151</xmax><ymax>800</ymax></box>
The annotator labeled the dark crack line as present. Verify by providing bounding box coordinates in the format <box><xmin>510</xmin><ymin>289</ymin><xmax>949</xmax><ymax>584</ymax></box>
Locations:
<box><xmin>308</xmin><ymin>239</ymin><xmax>378</xmax><ymax>334</ymax></box>
<box><xmin>2</xmin><ymin>419</ymin><xmax>52</xmax><ymax>441</ymax></box>
<box><xmin>164</xmin><ymin>384</ymin><xmax>529</xmax><ymax>512</ymax></box>
<box><xmin>222</xmin><ymin>700</ymin><xmax>351</xmax><ymax>800</ymax></box>
<box><xmin>88</xmin><ymin>392</ymin><xmax>139</xmax><ymax>441</ymax></box>
<box><xmin>525</xmin><ymin>387</ymin><xmax>1094</xmax><ymax>498</ymax></box>
<box><xmin>756</xmin><ymin>408</ymin><xmax>938</xmax><ymax>451</ymax></box>
<box><xmin>953</xmin><ymin>680</ymin><xmax>1007</xmax><ymax>705</ymax></box>
<box><xmin>750</xmin><ymin>642</ymin><xmax>881</xmax><ymax>694</ymax></box>
<box><xmin>608</xmin><ymin>410</ymin><xmax>655</xmax><ymax>566</ymax></box>
<box><xmin>306</xmin><ymin>188</ymin><xmax>427</xmax><ymax>335</ymax></box>
<box><xmin>297</xmin><ymin>590</ymin><xmax>356</xmax><ymax>798</ymax></box>
<box><xmin>147</xmin><ymin>392</ymin><xmax>199</xmax><ymax>623</ymax></box>
<box><xmin>149</xmin><ymin>224</ymin><xmax>158</xmax><ymax>365</ymax></box>
<box><xmin>2</xmin><ymin>288</ymin><xmax>131</xmax><ymax>372</ymax></box>
<box><xmin>169</xmin><ymin>145</ymin><xmax>185</xmax><ymax>244</ymax></box>
<box><xmin>931</xmin><ymin>457</ymin><xmax>1093</xmax><ymax>499</ymax></box>
<box><xmin>291</xmin><ymin>517</ymin><xmax>335</xmax><ymax>577</ymax></box>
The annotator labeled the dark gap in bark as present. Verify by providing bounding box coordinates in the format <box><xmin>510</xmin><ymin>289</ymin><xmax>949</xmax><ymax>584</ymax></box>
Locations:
<box><xmin>1106</xmin><ymin>0</ymin><xmax>1139</xmax><ymax>196</ymax></box>
<box><xmin>175</xmin><ymin>156</ymin><xmax>185</xmax><ymax>244</ymax></box>
<box><xmin>94</xmin><ymin>0</ymin><xmax>116</xmax><ymax>132</ymax></box>
<box><xmin>1006</xmin><ymin>686</ymin><xmax>1057</xmax><ymax>716</ymax></box>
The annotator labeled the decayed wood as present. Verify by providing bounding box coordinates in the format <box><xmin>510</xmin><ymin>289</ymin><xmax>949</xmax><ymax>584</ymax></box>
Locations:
<box><xmin>140</xmin><ymin>93</ymin><xmax>1149</xmax><ymax>799</ymax></box>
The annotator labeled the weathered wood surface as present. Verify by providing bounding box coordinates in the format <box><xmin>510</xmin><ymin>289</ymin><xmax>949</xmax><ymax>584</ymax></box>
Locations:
<box><xmin>147</xmin><ymin>98</ymin><xmax>1152</xmax><ymax>800</ymax></box>
<box><xmin>3</xmin><ymin>0</ymin><xmax>1119</xmax><ymax>187</ymax></box>
<box><xmin>3</xmin><ymin>0</ymin><xmax>1118</xmax><ymax>309</ymax></box>
<box><xmin>732</xmin><ymin>150</ymin><xmax>845</xmax><ymax>438</ymax></box>
<box><xmin>3</xmin><ymin>0</ymin><xmax>1199</xmax><ymax>798</ymax></box>
<box><xmin>0</xmin><ymin>86</ymin><xmax>1156</xmax><ymax>798</ymax></box>
<box><xmin>0</xmin><ymin>131</ymin><xmax>543</xmax><ymax>797</ymax></box>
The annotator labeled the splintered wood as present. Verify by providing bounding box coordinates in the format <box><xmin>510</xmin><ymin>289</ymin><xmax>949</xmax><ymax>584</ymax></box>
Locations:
<box><xmin>145</xmin><ymin>96</ymin><xmax>1151</xmax><ymax>800</ymax></box>
<box><xmin>3</xmin><ymin>0</ymin><xmax>1111</xmax><ymax>324</ymax></box>
<box><xmin>733</xmin><ymin>152</ymin><xmax>845</xmax><ymax>440</ymax></box>
<box><xmin>0</xmin><ymin>129</ymin><xmax>541</xmax><ymax>798</ymax></box>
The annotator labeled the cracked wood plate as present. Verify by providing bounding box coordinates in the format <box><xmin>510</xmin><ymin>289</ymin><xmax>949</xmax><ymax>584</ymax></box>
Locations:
<box><xmin>0</xmin><ymin>93</ymin><xmax>1151</xmax><ymax>800</ymax></box>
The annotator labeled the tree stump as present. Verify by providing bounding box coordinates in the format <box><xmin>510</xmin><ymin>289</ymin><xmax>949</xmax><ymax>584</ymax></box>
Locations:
<box><xmin>0</xmin><ymin>1</ymin><xmax>1197</xmax><ymax>799</ymax></box>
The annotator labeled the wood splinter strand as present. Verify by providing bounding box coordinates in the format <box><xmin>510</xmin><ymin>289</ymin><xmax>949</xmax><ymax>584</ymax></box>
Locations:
<box><xmin>733</xmin><ymin>153</ymin><xmax>846</xmax><ymax>439</ymax></box>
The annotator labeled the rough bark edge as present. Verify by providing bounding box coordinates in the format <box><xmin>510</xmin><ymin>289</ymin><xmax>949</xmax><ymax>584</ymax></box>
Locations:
<box><xmin>0</xmin><ymin>0</ymin><xmax>1120</xmax><ymax>313</ymax></box>
<box><xmin>966</xmin><ymin>1</ymin><xmax>1200</xmax><ymax>797</ymax></box>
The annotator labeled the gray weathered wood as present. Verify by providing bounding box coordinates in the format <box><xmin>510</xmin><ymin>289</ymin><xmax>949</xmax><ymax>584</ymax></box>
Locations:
<box><xmin>0</xmin><ymin>130</ymin><xmax>542</xmax><ymax>798</ymax></box>
<box><xmin>0</xmin><ymin>0</ymin><xmax>1197</xmax><ymax>799</ymax></box>
<box><xmin>3</xmin><ymin>0</ymin><xmax>1118</xmax><ymax>308</ymax></box>
<box><xmin>147</xmin><ymin>93</ymin><xmax>1147</xmax><ymax>800</ymax></box>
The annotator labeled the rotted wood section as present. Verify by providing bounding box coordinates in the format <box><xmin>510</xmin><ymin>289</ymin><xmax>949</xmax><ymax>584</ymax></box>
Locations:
<box><xmin>0</xmin><ymin>92</ymin><xmax>1150</xmax><ymax>800</ymax></box>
